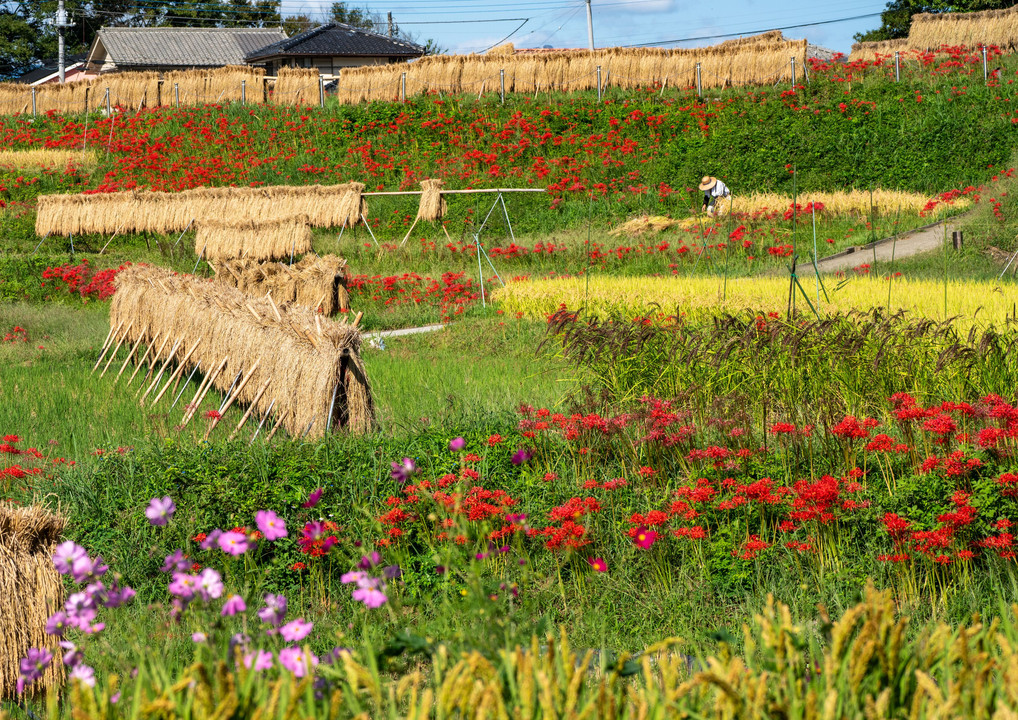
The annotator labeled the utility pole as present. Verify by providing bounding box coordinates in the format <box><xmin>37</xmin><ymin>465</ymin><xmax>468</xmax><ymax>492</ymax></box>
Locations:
<box><xmin>57</xmin><ymin>0</ymin><xmax>68</xmax><ymax>83</ymax></box>
<box><xmin>387</xmin><ymin>12</ymin><xmax>394</xmax><ymax>38</ymax></box>
<box><xmin>585</xmin><ymin>0</ymin><xmax>594</xmax><ymax>51</ymax></box>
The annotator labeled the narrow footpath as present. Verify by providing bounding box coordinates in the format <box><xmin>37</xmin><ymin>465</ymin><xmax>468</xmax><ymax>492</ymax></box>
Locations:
<box><xmin>798</xmin><ymin>218</ymin><xmax>962</xmax><ymax>275</ymax></box>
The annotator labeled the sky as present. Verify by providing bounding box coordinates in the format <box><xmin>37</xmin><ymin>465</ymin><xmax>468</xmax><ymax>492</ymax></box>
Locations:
<box><xmin>279</xmin><ymin>0</ymin><xmax>893</xmax><ymax>55</ymax></box>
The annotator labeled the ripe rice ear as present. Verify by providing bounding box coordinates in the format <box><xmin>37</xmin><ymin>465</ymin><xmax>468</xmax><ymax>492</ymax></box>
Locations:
<box><xmin>109</xmin><ymin>265</ymin><xmax>375</xmax><ymax>438</ymax></box>
<box><xmin>195</xmin><ymin>215</ymin><xmax>313</xmax><ymax>262</ymax></box>
<box><xmin>0</xmin><ymin>503</ymin><xmax>66</xmax><ymax>698</ymax></box>
<box><xmin>417</xmin><ymin>178</ymin><xmax>447</xmax><ymax>221</ymax></box>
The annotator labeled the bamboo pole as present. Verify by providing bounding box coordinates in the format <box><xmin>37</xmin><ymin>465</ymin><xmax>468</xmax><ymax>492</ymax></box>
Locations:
<box><xmin>94</xmin><ymin>322</ymin><xmax>118</xmax><ymax>367</ymax></box>
<box><xmin>182</xmin><ymin>355</ymin><xmax>228</xmax><ymax>427</ymax></box>
<box><xmin>249</xmin><ymin>397</ymin><xmax>276</xmax><ymax>446</ymax></box>
<box><xmin>227</xmin><ymin>377</ymin><xmax>272</xmax><ymax>441</ymax></box>
<box><xmin>140</xmin><ymin>337</ymin><xmax>182</xmax><ymax>406</ymax></box>
<box><xmin>137</xmin><ymin>332</ymin><xmax>172</xmax><ymax>392</ymax></box>
<box><xmin>151</xmin><ymin>338</ymin><xmax>203</xmax><ymax>406</ymax></box>
<box><xmin>99</xmin><ymin>321</ymin><xmax>134</xmax><ymax>377</ymax></box>
<box><xmin>204</xmin><ymin>359</ymin><xmax>261</xmax><ymax>440</ymax></box>
<box><xmin>352</xmin><ymin>311</ymin><xmax>363</xmax><ymax>328</ymax></box>
<box><xmin>92</xmin><ymin>321</ymin><xmax>124</xmax><ymax>372</ymax></box>
<box><xmin>127</xmin><ymin>331</ymin><xmax>161</xmax><ymax>386</ymax></box>
<box><xmin>114</xmin><ymin>327</ymin><xmax>148</xmax><ymax>383</ymax></box>
<box><xmin>265</xmin><ymin>409</ymin><xmax>287</xmax><ymax>442</ymax></box>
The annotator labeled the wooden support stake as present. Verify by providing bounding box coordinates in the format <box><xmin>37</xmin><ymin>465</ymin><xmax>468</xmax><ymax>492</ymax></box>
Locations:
<box><xmin>182</xmin><ymin>356</ymin><xmax>228</xmax><ymax>427</ymax></box>
<box><xmin>114</xmin><ymin>327</ymin><xmax>148</xmax><ymax>383</ymax></box>
<box><xmin>140</xmin><ymin>332</ymin><xmax>173</xmax><ymax>392</ymax></box>
<box><xmin>140</xmin><ymin>337</ymin><xmax>181</xmax><ymax>406</ymax></box>
<box><xmin>92</xmin><ymin>321</ymin><xmax>125</xmax><ymax>372</ymax></box>
<box><xmin>204</xmin><ymin>359</ymin><xmax>261</xmax><ymax>440</ymax></box>
<box><xmin>246</xmin><ymin>303</ymin><xmax>261</xmax><ymax>322</ymax></box>
<box><xmin>265</xmin><ymin>409</ymin><xmax>288</xmax><ymax>442</ymax></box>
<box><xmin>100</xmin><ymin>321</ymin><xmax>134</xmax><ymax>377</ymax></box>
<box><xmin>95</xmin><ymin>323</ymin><xmax>118</xmax><ymax>367</ymax></box>
<box><xmin>151</xmin><ymin>338</ymin><xmax>203</xmax><ymax>406</ymax></box>
<box><xmin>128</xmin><ymin>331</ymin><xmax>161</xmax><ymax>386</ymax></box>
<box><xmin>227</xmin><ymin>377</ymin><xmax>272</xmax><ymax>441</ymax></box>
<box><xmin>399</xmin><ymin>216</ymin><xmax>420</xmax><ymax>247</ymax></box>
<box><xmin>266</xmin><ymin>293</ymin><xmax>283</xmax><ymax>323</ymax></box>
<box><xmin>352</xmin><ymin>311</ymin><xmax>363</xmax><ymax>328</ymax></box>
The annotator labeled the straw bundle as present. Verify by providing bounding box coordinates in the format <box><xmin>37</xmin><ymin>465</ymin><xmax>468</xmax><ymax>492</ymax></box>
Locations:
<box><xmin>417</xmin><ymin>178</ymin><xmax>447</xmax><ymax>221</ymax></box>
<box><xmin>110</xmin><ymin>265</ymin><xmax>375</xmax><ymax>437</ymax></box>
<box><xmin>195</xmin><ymin>215</ymin><xmax>313</xmax><ymax>262</ymax></box>
<box><xmin>0</xmin><ymin>503</ymin><xmax>65</xmax><ymax>698</ymax></box>
<box><xmin>487</xmin><ymin>42</ymin><xmax>516</xmax><ymax>56</ymax></box>
<box><xmin>0</xmin><ymin>149</ymin><xmax>97</xmax><ymax>170</ymax></box>
<box><xmin>35</xmin><ymin>184</ymin><xmax>374</xmax><ymax>237</ymax></box>
<box><xmin>909</xmin><ymin>6</ymin><xmax>1018</xmax><ymax>51</ymax></box>
<box><xmin>331</xmin><ymin>37</ymin><xmax>808</xmax><ymax>103</ymax></box>
<box><xmin>336</xmin><ymin>182</ymin><xmax>367</xmax><ymax>227</ymax></box>
<box><xmin>272</xmin><ymin>67</ymin><xmax>321</xmax><ymax>106</ymax></box>
<box><xmin>213</xmin><ymin>255</ymin><xmax>350</xmax><ymax>315</ymax></box>
<box><xmin>163</xmin><ymin>66</ymin><xmax>264</xmax><ymax>106</ymax></box>
<box><xmin>848</xmin><ymin>38</ymin><xmax>908</xmax><ymax>63</ymax></box>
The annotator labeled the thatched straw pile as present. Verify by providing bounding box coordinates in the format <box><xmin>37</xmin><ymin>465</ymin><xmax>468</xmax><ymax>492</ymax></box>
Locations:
<box><xmin>272</xmin><ymin>67</ymin><xmax>321</xmax><ymax>106</ymax></box>
<box><xmin>335</xmin><ymin>34</ymin><xmax>808</xmax><ymax>103</ymax></box>
<box><xmin>417</xmin><ymin>178</ymin><xmax>447</xmax><ymax>221</ymax></box>
<box><xmin>848</xmin><ymin>39</ymin><xmax>908</xmax><ymax>63</ymax></box>
<box><xmin>0</xmin><ymin>67</ymin><xmax>265</xmax><ymax>116</ymax></box>
<box><xmin>0</xmin><ymin>503</ymin><xmax>65</xmax><ymax>698</ymax></box>
<box><xmin>212</xmin><ymin>255</ymin><xmax>350</xmax><ymax>315</ymax></box>
<box><xmin>909</xmin><ymin>6</ymin><xmax>1018</xmax><ymax>50</ymax></box>
<box><xmin>36</xmin><ymin>183</ymin><xmax>372</xmax><ymax>237</ymax></box>
<box><xmin>195</xmin><ymin>215</ymin><xmax>313</xmax><ymax>262</ymax></box>
<box><xmin>110</xmin><ymin>266</ymin><xmax>374</xmax><ymax>437</ymax></box>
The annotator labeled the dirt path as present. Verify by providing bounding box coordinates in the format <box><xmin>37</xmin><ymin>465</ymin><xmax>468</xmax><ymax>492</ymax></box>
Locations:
<box><xmin>798</xmin><ymin>218</ymin><xmax>962</xmax><ymax>275</ymax></box>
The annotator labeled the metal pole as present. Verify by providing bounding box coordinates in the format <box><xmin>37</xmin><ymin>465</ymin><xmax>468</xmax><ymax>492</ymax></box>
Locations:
<box><xmin>982</xmin><ymin>45</ymin><xmax>988</xmax><ymax>83</ymax></box>
<box><xmin>319</xmin><ymin>77</ymin><xmax>324</xmax><ymax>107</ymax></box>
<box><xmin>475</xmin><ymin>235</ymin><xmax>486</xmax><ymax>308</ymax></box>
<box><xmin>174</xmin><ymin>83</ymin><xmax>179</xmax><ymax>108</ymax></box>
<box><xmin>790</xmin><ymin>56</ymin><xmax>796</xmax><ymax>85</ymax></box>
<box><xmin>105</xmin><ymin>88</ymin><xmax>110</xmax><ymax>116</ymax></box>
<box><xmin>695</xmin><ymin>63</ymin><xmax>701</xmax><ymax>97</ymax></box>
<box><xmin>585</xmin><ymin>0</ymin><xmax>595</xmax><ymax>50</ymax></box>
<box><xmin>895</xmin><ymin>51</ymin><xmax>900</xmax><ymax>82</ymax></box>
<box><xmin>31</xmin><ymin>88</ymin><xmax>36</xmax><ymax>116</ymax></box>
<box><xmin>400</xmin><ymin>72</ymin><xmax>406</xmax><ymax>102</ymax></box>
<box><xmin>596</xmin><ymin>65</ymin><xmax>602</xmax><ymax>102</ymax></box>
<box><xmin>241</xmin><ymin>80</ymin><xmax>246</xmax><ymax>105</ymax></box>
<box><xmin>500</xmin><ymin>69</ymin><xmax>505</xmax><ymax>103</ymax></box>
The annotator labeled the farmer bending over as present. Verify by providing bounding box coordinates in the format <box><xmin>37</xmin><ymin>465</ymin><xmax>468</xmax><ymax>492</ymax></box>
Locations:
<box><xmin>699</xmin><ymin>176</ymin><xmax>730</xmax><ymax>217</ymax></box>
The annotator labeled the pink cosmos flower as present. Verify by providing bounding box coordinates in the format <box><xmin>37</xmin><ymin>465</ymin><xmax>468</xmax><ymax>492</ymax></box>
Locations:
<box><xmin>351</xmin><ymin>587</ymin><xmax>388</xmax><ymax>608</ymax></box>
<box><xmin>633</xmin><ymin>527</ymin><xmax>658</xmax><ymax>550</ymax></box>
<box><xmin>257</xmin><ymin>593</ymin><xmax>287</xmax><ymax>626</ymax></box>
<box><xmin>449</xmin><ymin>437</ymin><xmax>466</xmax><ymax>452</ymax></box>
<box><xmin>218</xmin><ymin>531</ymin><xmax>250</xmax><ymax>556</ymax></box>
<box><xmin>221</xmin><ymin>595</ymin><xmax>246</xmax><ymax>617</ymax></box>
<box><xmin>69</xmin><ymin>665</ymin><xmax>96</xmax><ymax>687</ymax></box>
<box><xmin>587</xmin><ymin>557</ymin><xmax>608</xmax><ymax>573</ymax></box>
<box><xmin>243</xmin><ymin>650</ymin><xmax>274</xmax><ymax>671</ymax></box>
<box><xmin>302</xmin><ymin>488</ymin><xmax>323</xmax><ymax>508</ymax></box>
<box><xmin>192</xmin><ymin>632</ymin><xmax>207</xmax><ymax>643</ymax></box>
<box><xmin>255</xmin><ymin>510</ymin><xmax>287</xmax><ymax>541</ymax></box>
<box><xmin>52</xmin><ymin>542</ymin><xmax>87</xmax><ymax>575</ymax></box>
<box><xmin>197</xmin><ymin>568</ymin><xmax>224</xmax><ymax>601</ymax></box>
<box><xmin>277</xmin><ymin>647</ymin><xmax>317</xmax><ymax>677</ymax></box>
<box><xmin>280</xmin><ymin>618</ymin><xmax>313</xmax><ymax>642</ymax></box>
<box><xmin>145</xmin><ymin>496</ymin><xmax>176</xmax><ymax>526</ymax></box>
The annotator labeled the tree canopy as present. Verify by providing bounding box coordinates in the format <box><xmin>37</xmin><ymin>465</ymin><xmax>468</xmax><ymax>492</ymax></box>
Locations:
<box><xmin>855</xmin><ymin>0</ymin><xmax>1018</xmax><ymax>42</ymax></box>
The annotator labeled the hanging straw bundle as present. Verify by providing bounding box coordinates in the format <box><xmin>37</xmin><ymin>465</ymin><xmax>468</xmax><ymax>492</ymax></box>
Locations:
<box><xmin>195</xmin><ymin>215</ymin><xmax>313</xmax><ymax>262</ymax></box>
<box><xmin>271</xmin><ymin>67</ymin><xmax>321</xmax><ymax>106</ymax></box>
<box><xmin>849</xmin><ymin>38</ymin><xmax>908</xmax><ymax>63</ymax></box>
<box><xmin>335</xmin><ymin>182</ymin><xmax>367</xmax><ymax>228</ymax></box>
<box><xmin>909</xmin><ymin>6</ymin><xmax>1018</xmax><ymax>51</ymax></box>
<box><xmin>417</xmin><ymin>178</ymin><xmax>447</xmax><ymax>221</ymax></box>
<box><xmin>213</xmin><ymin>255</ymin><xmax>350</xmax><ymax>316</ymax></box>
<box><xmin>0</xmin><ymin>503</ymin><xmax>65</xmax><ymax>698</ymax></box>
<box><xmin>109</xmin><ymin>266</ymin><xmax>375</xmax><ymax>437</ymax></box>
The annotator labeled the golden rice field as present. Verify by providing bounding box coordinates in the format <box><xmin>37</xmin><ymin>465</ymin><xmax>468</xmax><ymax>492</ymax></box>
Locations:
<box><xmin>494</xmin><ymin>274</ymin><xmax>1018</xmax><ymax>327</ymax></box>
<box><xmin>0</xmin><ymin>148</ymin><xmax>97</xmax><ymax>170</ymax></box>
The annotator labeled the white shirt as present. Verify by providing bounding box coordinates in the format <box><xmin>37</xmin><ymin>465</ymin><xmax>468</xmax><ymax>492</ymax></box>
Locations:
<box><xmin>709</xmin><ymin>180</ymin><xmax>730</xmax><ymax>198</ymax></box>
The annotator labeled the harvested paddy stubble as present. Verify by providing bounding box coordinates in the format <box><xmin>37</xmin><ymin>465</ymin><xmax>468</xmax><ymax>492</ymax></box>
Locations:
<box><xmin>212</xmin><ymin>255</ymin><xmax>350</xmax><ymax>315</ymax></box>
<box><xmin>109</xmin><ymin>266</ymin><xmax>374</xmax><ymax>438</ymax></box>
<box><xmin>0</xmin><ymin>504</ymin><xmax>65</xmax><ymax>698</ymax></box>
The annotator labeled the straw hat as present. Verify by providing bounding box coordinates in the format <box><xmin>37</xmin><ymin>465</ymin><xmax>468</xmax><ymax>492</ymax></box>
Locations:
<box><xmin>698</xmin><ymin>176</ymin><xmax>718</xmax><ymax>192</ymax></box>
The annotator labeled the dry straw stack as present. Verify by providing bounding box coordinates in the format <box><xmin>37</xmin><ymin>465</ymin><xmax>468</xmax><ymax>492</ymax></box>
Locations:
<box><xmin>36</xmin><ymin>183</ymin><xmax>371</xmax><ymax>237</ymax></box>
<box><xmin>334</xmin><ymin>33</ymin><xmax>808</xmax><ymax>103</ymax></box>
<box><xmin>212</xmin><ymin>255</ymin><xmax>351</xmax><ymax>315</ymax></box>
<box><xmin>417</xmin><ymin>178</ymin><xmax>447</xmax><ymax>221</ymax></box>
<box><xmin>909</xmin><ymin>6</ymin><xmax>1018</xmax><ymax>50</ymax></box>
<box><xmin>849</xmin><ymin>38</ymin><xmax>908</xmax><ymax>62</ymax></box>
<box><xmin>0</xmin><ymin>504</ymin><xmax>65</xmax><ymax>698</ymax></box>
<box><xmin>109</xmin><ymin>266</ymin><xmax>375</xmax><ymax>437</ymax></box>
<box><xmin>195</xmin><ymin>215</ymin><xmax>313</xmax><ymax>262</ymax></box>
<box><xmin>272</xmin><ymin>67</ymin><xmax>321</xmax><ymax>106</ymax></box>
<box><xmin>162</xmin><ymin>66</ymin><xmax>264</xmax><ymax>106</ymax></box>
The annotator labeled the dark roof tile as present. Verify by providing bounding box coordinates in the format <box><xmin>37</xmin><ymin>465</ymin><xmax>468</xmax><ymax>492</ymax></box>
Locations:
<box><xmin>97</xmin><ymin>27</ymin><xmax>287</xmax><ymax>68</ymax></box>
<box><xmin>246</xmin><ymin>23</ymin><xmax>424</xmax><ymax>60</ymax></box>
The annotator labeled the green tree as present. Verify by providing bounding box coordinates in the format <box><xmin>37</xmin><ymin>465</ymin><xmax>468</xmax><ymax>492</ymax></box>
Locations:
<box><xmin>855</xmin><ymin>0</ymin><xmax>1018</xmax><ymax>42</ymax></box>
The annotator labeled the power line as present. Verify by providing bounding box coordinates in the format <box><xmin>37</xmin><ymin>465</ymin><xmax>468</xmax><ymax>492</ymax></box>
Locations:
<box><xmin>622</xmin><ymin>12</ymin><xmax>885</xmax><ymax>47</ymax></box>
